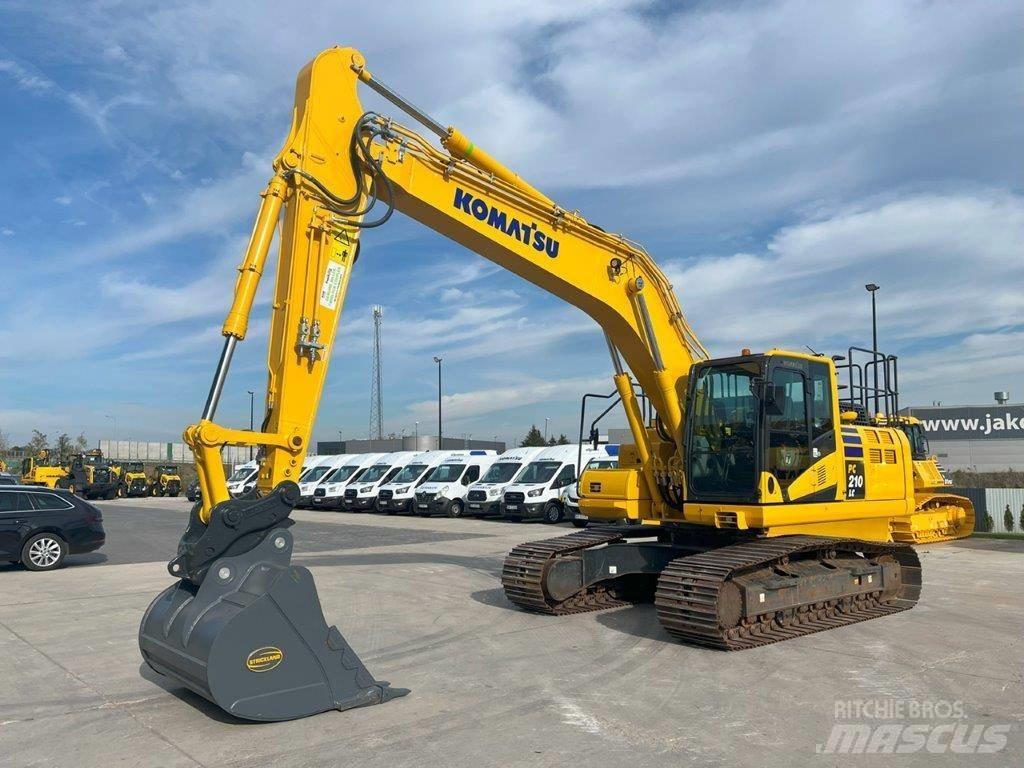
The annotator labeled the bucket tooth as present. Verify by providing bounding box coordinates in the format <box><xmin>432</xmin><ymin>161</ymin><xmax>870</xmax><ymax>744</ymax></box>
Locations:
<box><xmin>139</xmin><ymin>527</ymin><xmax>408</xmax><ymax>722</ymax></box>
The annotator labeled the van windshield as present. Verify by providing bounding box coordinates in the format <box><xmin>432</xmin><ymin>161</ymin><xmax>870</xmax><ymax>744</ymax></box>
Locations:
<box><xmin>392</xmin><ymin>464</ymin><xmax>427</xmax><ymax>483</ymax></box>
<box><xmin>426</xmin><ymin>463</ymin><xmax>465</xmax><ymax>483</ymax></box>
<box><xmin>517</xmin><ymin>461</ymin><xmax>561</xmax><ymax>484</ymax></box>
<box><xmin>481</xmin><ymin>462</ymin><xmax>521</xmax><ymax>483</ymax></box>
<box><xmin>301</xmin><ymin>465</ymin><xmax>333</xmax><ymax>483</ymax></box>
<box><xmin>229</xmin><ymin>466</ymin><xmax>255</xmax><ymax>482</ymax></box>
<box><xmin>326</xmin><ymin>465</ymin><xmax>360</xmax><ymax>483</ymax></box>
<box><xmin>585</xmin><ymin>459</ymin><xmax>617</xmax><ymax>470</ymax></box>
<box><xmin>358</xmin><ymin>464</ymin><xmax>391</xmax><ymax>483</ymax></box>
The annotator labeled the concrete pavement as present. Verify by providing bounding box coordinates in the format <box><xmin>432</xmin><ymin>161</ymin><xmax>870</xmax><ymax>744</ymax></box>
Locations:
<box><xmin>0</xmin><ymin>498</ymin><xmax>1020</xmax><ymax>767</ymax></box>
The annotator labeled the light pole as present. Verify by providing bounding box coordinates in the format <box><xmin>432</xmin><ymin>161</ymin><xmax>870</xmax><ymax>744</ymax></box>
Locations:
<box><xmin>544</xmin><ymin>417</ymin><xmax>550</xmax><ymax>442</ymax></box>
<box><xmin>865</xmin><ymin>283</ymin><xmax>880</xmax><ymax>415</ymax></box>
<box><xmin>433</xmin><ymin>356</ymin><xmax>443</xmax><ymax>448</ymax></box>
<box><xmin>337</xmin><ymin>429</ymin><xmax>343</xmax><ymax>451</ymax></box>
<box><xmin>247</xmin><ymin>390</ymin><xmax>255</xmax><ymax>461</ymax></box>
<box><xmin>414</xmin><ymin>421</ymin><xmax>419</xmax><ymax>440</ymax></box>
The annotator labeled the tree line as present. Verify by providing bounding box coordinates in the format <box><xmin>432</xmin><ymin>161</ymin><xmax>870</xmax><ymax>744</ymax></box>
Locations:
<box><xmin>519</xmin><ymin>425</ymin><xmax>570</xmax><ymax>447</ymax></box>
<box><xmin>0</xmin><ymin>428</ymin><xmax>89</xmax><ymax>463</ymax></box>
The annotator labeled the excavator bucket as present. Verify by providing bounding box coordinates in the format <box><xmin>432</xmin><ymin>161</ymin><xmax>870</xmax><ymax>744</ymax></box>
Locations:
<box><xmin>138</xmin><ymin>524</ymin><xmax>408</xmax><ymax>721</ymax></box>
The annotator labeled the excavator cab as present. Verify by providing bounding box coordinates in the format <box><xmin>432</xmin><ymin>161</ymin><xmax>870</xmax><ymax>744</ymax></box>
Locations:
<box><xmin>685</xmin><ymin>351</ymin><xmax>838</xmax><ymax>503</ymax></box>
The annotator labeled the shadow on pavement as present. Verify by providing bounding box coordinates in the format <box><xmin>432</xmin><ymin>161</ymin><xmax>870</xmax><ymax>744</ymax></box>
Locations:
<box><xmin>138</xmin><ymin>663</ymin><xmax>264</xmax><ymax>726</ymax></box>
<box><xmin>297</xmin><ymin>550</ymin><xmax>504</xmax><ymax>579</ymax></box>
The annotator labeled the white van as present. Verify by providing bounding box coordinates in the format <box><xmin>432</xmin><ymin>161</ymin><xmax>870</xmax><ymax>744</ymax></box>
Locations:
<box><xmin>464</xmin><ymin>447</ymin><xmax>548</xmax><ymax>517</ymax></box>
<box><xmin>341</xmin><ymin>451</ymin><xmax>420</xmax><ymax>512</ymax></box>
<box><xmin>502</xmin><ymin>444</ymin><xmax>609</xmax><ymax>523</ymax></box>
<box><xmin>296</xmin><ymin>454</ymin><xmax>351</xmax><ymax>508</ymax></box>
<box><xmin>413</xmin><ymin>451</ymin><xmax>499</xmax><ymax>517</ymax></box>
<box><xmin>566</xmin><ymin>445</ymin><xmax>619</xmax><ymax>527</ymax></box>
<box><xmin>312</xmin><ymin>453</ymin><xmax>385</xmax><ymax>509</ymax></box>
<box><xmin>225</xmin><ymin>460</ymin><xmax>259</xmax><ymax>497</ymax></box>
<box><xmin>377</xmin><ymin>451</ymin><xmax>492</xmax><ymax>515</ymax></box>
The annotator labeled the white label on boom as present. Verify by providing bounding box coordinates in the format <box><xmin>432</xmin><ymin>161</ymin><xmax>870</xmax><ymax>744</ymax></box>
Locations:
<box><xmin>320</xmin><ymin>260</ymin><xmax>346</xmax><ymax>310</ymax></box>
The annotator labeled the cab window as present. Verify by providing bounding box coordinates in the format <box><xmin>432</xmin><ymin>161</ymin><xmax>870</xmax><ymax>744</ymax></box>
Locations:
<box><xmin>808</xmin><ymin>360</ymin><xmax>836</xmax><ymax>457</ymax></box>
<box><xmin>463</xmin><ymin>465</ymin><xmax>480</xmax><ymax>485</ymax></box>
<box><xmin>766</xmin><ymin>367</ymin><xmax>811</xmax><ymax>487</ymax></box>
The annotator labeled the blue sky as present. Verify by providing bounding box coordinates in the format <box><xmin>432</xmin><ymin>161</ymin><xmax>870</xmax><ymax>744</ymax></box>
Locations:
<box><xmin>0</xmin><ymin>0</ymin><xmax>1021</xmax><ymax>447</ymax></box>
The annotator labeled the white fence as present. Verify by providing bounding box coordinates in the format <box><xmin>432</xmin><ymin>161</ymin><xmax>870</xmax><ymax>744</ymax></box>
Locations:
<box><xmin>984</xmin><ymin>488</ymin><xmax>1024</xmax><ymax>534</ymax></box>
<box><xmin>98</xmin><ymin>440</ymin><xmax>254</xmax><ymax>465</ymax></box>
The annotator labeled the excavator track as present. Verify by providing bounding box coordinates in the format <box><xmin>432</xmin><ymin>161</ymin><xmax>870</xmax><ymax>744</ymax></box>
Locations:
<box><xmin>501</xmin><ymin>529</ymin><xmax>629</xmax><ymax>615</ymax></box>
<box><xmin>655</xmin><ymin>536</ymin><xmax>921</xmax><ymax>650</ymax></box>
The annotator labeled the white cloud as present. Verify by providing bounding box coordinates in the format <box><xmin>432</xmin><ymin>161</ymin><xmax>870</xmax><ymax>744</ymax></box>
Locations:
<box><xmin>54</xmin><ymin>195</ymin><xmax>72</xmax><ymax>205</ymax></box>
<box><xmin>1</xmin><ymin>229</ymin><xmax>12</xmax><ymax>236</ymax></box>
<box><xmin>0</xmin><ymin>58</ymin><xmax>56</xmax><ymax>93</ymax></box>
<box><xmin>405</xmin><ymin>374</ymin><xmax>608</xmax><ymax>422</ymax></box>
<box><xmin>665</xmin><ymin>189</ymin><xmax>1024</xmax><ymax>404</ymax></box>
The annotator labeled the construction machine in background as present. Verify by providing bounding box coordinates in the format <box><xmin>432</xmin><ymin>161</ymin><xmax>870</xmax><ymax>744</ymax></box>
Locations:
<box><xmin>59</xmin><ymin>449</ymin><xmax>121</xmax><ymax>499</ymax></box>
<box><xmin>19</xmin><ymin>449</ymin><xmax>69</xmax><ymax>488</ymax></box>
<box><xmin>149</xmin><ymin>464</ymin><xmax>182</xmax><ymax>497</ymax></box>
<box><xmin>138</xmin><ymin>47</ymin><xmax>972</xmax><ymax>722</ymax></box>
<box><xmin>119</xmin><ymin>461</ymin><xmax>150</xmax><ymax>498</ymax></box>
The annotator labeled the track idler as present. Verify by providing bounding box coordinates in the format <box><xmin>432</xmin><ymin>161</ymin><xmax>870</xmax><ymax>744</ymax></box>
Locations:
<box><xmin>138</xmin><ymin>482</ymin><xmax>408</xmax><ymax>722</ymax></box>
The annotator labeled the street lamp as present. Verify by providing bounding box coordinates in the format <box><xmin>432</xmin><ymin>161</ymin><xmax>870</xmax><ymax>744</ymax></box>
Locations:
<box><xmin>544</xmin><ymin>417</ymin><xmax>550</xmax><ymax>442</ymax></box>
<box><xmin>433</xmin><ymin>356</ymin><xmax>443</xmax><ymax>448</ymax></box>
<box><xmin>247</xmin><ymin>390</ymin><xmax>255</xmax><ymax>461</ymax></box>
<box><xmin>865</xmin><ymin>283</ymin><xmax>880</xmax><ymax>415</ymax></box>
<box><xmin>414</xmin><ymin>421</ymin><xmax>419</xmax><ymax>440</ymax></box>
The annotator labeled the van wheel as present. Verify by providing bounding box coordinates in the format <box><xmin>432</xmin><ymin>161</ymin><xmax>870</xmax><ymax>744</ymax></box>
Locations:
<box><xmin>543</xmin><ymin>501</ymin><xmax>564</xmax><ymax>524</ymax></box>
<box><xmin>447</xmin><ymin>499</ymin><xmax>464</xmax><ymax>518</ymax></box>
<box><xmin>22</xmin><ymin>533</ymin><xmax>68</xmax><ymax>571</ymax></box>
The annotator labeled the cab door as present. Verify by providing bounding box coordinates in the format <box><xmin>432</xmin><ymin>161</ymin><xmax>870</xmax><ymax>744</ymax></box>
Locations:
<box><xmin>763</xmin><ymin>358</ymin><xmax>838</xmax><ymax>501</ymax></box>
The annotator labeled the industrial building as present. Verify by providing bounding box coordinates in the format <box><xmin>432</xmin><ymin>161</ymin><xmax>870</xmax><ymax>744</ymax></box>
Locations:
<box><xmin>902</xmin><ymin>394</ymin><xmax>1024</xmax><ymax>472</ymax></box>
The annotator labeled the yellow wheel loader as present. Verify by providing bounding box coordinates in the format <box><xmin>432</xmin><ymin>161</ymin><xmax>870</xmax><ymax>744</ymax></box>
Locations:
<box><xmin>149</xmin><ymin>464</ymin><xmax>182</xmax><ymax>497</ymax></box>
<box><xmin>20</xmin><ymin>449</ymin><xmax>69</xmax><ymax>489</ymax></box>
<box><xmin>118</xmin><ymin>461</ymin><xmax>150</xmax><ymax>498</ymax></box>
<box><xmin>138</xmin><ymin>47</ymin><xmax>972</xmax><ymax>722</ymax></box>
<box><xmin>58</xmin><ymin>449</ymin><xmax>121</xmax><ymax>500</ymax></box>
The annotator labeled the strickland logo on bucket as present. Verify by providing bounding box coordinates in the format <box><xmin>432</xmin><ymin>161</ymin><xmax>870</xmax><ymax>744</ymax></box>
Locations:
<box><xmin>246</xmin><ymin>646</ymin><xmax>284</xmax><ymax>673</ymax></box>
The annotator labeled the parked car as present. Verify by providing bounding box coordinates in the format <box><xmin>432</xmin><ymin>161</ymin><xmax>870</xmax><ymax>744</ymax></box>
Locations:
<box><xmin>186</xmin><ymin>477</ymin><xmax>202</xmax><ymax>503</ymax></box>
<box><xmin>0</xmin><ymin>486</ymin><xmax>105</xmax><ymax>571</ymax></box>
<box><xmin>0</xmin><ymin>473</ymin><xmax>20</xmax><ymax>485</ymax></box>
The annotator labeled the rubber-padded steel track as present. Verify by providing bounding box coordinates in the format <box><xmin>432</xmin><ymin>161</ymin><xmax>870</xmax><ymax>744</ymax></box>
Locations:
<box><xmin>654</xmin><ymin>536</ymin><xmax>921</xmax><ymax>650</ymax></box>
<box><xmin>501</xmin><ymin>529</ymin><xmax>627</xmax><ymax>614</ymax></box>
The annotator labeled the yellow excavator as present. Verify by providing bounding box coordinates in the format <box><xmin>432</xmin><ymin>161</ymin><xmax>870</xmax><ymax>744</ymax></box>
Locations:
<box><xmin>139</xmin><ymin>47</ymin><xmax>972</xmax><ymax>722</ymax></box>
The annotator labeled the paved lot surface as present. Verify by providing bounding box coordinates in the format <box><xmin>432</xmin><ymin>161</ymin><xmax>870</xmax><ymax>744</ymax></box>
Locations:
<box><xmin>0</xmin><ymin>497</ymin><xmax>1021</xmax><ymax>767</ymax></box>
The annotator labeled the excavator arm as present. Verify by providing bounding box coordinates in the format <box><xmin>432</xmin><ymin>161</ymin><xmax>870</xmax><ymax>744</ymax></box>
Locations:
<box><xmin>187</xmin><ymin>46</ymin><xmax>705</xmax><ymax>531</ymax></box>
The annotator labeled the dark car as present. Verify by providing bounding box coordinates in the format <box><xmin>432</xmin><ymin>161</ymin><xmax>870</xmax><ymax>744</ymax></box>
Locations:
<box><xmin>186</xmin><ymin>477</ymin><xmax>202</xmax><ymax>503</ymax></box>
<box><xmin>0</xmin><ymin>487</ymin><xmax>106</xmax><ymax>571</ymax></box>
<box><xmin>0</xmin><ymin>473</ymin><xmax>19</xmax><ymax>485</ymax></box>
